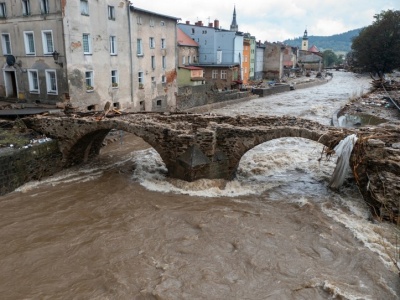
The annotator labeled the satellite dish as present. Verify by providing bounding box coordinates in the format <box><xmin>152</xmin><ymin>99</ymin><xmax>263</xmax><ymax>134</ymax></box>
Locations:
<box><xmin>6</xmin><ymin>55</ymin><xmax>16</xmax><ymax>66</ymax></box>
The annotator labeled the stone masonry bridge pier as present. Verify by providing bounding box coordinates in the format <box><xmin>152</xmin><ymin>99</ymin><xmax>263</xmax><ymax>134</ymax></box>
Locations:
<box><xmin>24</xmin><ymin>113</ymin><xmax>352</xmax><ymax>181</ymax></box>
<box><xmin>23</xmin><ymin>113</ymin><xmax>400</xmax><ymax>221</ymax></box>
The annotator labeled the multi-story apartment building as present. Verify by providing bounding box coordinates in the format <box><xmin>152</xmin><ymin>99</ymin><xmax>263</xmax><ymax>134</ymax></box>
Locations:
<box><xmin>178</xmin><ymin>20</ymin><xmax>243</xmax><ymax>90</ymax></box>
<box><xmin>0</xmin><ymin>0</ymin><xmax>66</xmax><ymax>103</ymax></box>
<box><xmin>0</xmin><ymin>1</ymin><xmax>179</xmax><ymax>112</ymax></box>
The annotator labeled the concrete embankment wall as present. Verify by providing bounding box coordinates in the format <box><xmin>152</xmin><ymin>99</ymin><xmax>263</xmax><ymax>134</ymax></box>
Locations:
<box><xmin>0</xmin><ymin>140</ymin><xmax>63</xmax><ymax>196</ymax></box>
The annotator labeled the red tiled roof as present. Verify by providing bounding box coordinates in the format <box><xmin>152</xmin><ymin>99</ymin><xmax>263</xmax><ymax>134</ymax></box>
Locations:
<box><xmin>177</xmin><ymin>28</ymin><xmax>199</xmax><ymax>47</ymax></box>
<box><xmin>308</xmin><ymin>45</ymin><xmax>319</xmax><ymax>53</ymax></box>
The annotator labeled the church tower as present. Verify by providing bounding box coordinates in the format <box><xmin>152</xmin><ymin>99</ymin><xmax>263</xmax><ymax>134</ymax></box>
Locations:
<box><xmin>230</xmin><ymin>5</ymin><xmax>238</xmax><ymax>32</ymax></box>
<box><xmin>301</xmin><ymin>29</ymin><xmax>309</xmax><ymax>51</ymax></box>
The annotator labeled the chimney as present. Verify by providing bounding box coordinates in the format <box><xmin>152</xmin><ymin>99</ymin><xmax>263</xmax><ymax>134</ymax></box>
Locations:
<box><xmin>214</xmin><ymin>19</ymin><xmax>219</xmax><ymax>29</ymax></box>
<box><xmin>186</xmin><ymin>21</ymin><xmax>190</xmax><ymax>25</ymax></box>
<box><xmin>209</xmin><ymin>23</ymin><xmax>213</xmax><ymax>27</ymax></box>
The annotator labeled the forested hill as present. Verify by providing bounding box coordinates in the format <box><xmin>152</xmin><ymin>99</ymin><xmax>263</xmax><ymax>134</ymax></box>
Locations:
<box><xmin>283</xmin><ymin>28</ymin><xmax>362</xmax><ymax>53</ymax></box>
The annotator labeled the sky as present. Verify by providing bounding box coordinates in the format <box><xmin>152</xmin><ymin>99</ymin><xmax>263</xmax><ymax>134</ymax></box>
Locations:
<box><xmin>131</xmin><ymin>0</ymin><xmax>399</xmax><ymax>42</ymax></box>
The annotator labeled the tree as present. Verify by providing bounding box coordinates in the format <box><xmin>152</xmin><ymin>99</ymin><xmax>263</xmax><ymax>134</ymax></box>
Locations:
<box><xmin>351</xmin><ymin>10</ymin><xmax>400</xmax><ymax>74</ymax></box>
<box><xmin>322</xmin><ymin>50</ymin><xmax>338</xmax><ymax>67</ymax></box>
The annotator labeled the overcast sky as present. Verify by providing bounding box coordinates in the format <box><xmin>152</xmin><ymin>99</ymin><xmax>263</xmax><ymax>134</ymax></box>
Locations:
<box><xmin>132</xmin><ymin>0</ymin><xmax>399</xmax><ymax>42</ymax></box>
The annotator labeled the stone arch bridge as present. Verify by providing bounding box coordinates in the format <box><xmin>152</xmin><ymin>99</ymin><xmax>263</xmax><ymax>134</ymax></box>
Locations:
<box><xmin>23</xmin><ymin>112</ymin><xmax>400</xmax><ymax>222</ymax></box>
<box><xmin>24</xmin><ymin>113</ymin><xmax>355</xmax><ymax>182</ymax></box>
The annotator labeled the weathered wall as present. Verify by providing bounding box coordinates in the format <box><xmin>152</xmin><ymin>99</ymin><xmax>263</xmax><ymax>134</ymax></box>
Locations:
<box><xmin>176</xmin><ymin>85</ymin><xmax>252</xmax><ymax>111</ymax></box>
<box><xmin>0</xmin><ymin>141</ymin><xmax>63</xmax><ymax>196</ymax></box>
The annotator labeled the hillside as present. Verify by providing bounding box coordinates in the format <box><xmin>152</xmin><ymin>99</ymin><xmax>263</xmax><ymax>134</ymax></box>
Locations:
<box><xmin>283</xmin><ymin>28</ymin><xmax>362</xmax><ymax>53</ymax></box>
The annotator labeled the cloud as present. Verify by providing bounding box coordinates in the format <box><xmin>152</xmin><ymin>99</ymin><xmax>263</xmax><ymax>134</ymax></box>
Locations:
<box><xmin>133</xmin><ymin>0</ymin><xmax>400</xmax><ymax>41</ymax></box>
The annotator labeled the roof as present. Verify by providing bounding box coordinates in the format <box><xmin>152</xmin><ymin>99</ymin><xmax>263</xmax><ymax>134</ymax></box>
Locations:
<box><xmin>180</xmin><ymin>66</ymin><xmax>203</xmax><ymax>70</ymax></box>
<box><xmin>308</xmin><ymin>45</ymin><xmax>320</xmax><ymax>53</ymax></box>
<box><xmin>130</xmin><ymin>6</ymin><xmax>181</xmax><ymax>21</ymax></box>
<box><xmin>177</xmin><ymin>28</ymin><xmax>199</xmax><ymax>47</ymax></box>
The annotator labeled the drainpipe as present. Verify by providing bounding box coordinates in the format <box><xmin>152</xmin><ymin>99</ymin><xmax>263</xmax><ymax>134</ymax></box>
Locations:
<box><xmin>127</xmin><ymin>1</ymin><xmax>134</xmax><ymax>105</ymax></box>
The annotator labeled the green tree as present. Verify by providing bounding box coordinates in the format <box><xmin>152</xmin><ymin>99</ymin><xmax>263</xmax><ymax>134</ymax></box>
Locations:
<box><xmin>322</xmin><ymin>50</ymin><xmax>338</xmax><ymax>67</ymax></box>
<box><xmin>351</xmin><ymin>10</ymin><xmax>400</xmax><ymax>74</ymax></box>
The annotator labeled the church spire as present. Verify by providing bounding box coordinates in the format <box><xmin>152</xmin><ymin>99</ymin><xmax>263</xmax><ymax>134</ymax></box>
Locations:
<box><xmin>230</xmin><ymin>5</ymin><xmax>238</xmax><ymax>32</ymax></box>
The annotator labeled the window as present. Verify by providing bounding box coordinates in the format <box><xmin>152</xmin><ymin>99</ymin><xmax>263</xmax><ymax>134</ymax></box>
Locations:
<box><xmin>137</xmin><ymin>39</ymin><xmax>143</xmax><ymax>55</ymax></box>
<box><xmin>137</xmin><ymin>16</ymin><xmax>142</xmax><ymax>24</ymax></box>
<box><xmin>0</xmin><ymin>3</ymin><xmax>6</xmax><ymax>18</ymax></box>
<box><xmin>149</xmin><ymin>19</ymin><xmax>154</xmax><ymax>27</ymax></box>
<box><xmin>221</xmin><ymin>70</ymin><xmax>227</xmax><ymax>79</ymax></box>
<box><xmin>85</xmin><ymin>71</ymin><xmax>94</xmax><ymax>90</ymax></box>
<box><xmin>188</xmin><ymin>56</ymin><xmax>191</xmax><ymax>64</ymax></box>
<box><xmin>1</xmin><ymin>34</ymin><xmax>11</xmax><ymax>55</ymax></box>
<box><xmin>160</xmin><ymin>21</ymin><xmax>165</xmax><ymax>26</ymax></box>
<box><xmin>28</xmin><ymin>70</ymin><xmax>39</xmax><ymax>93</ymax></box>
<box><xmin>80</xmin><ymin>0</ymin><xmax>89</xmax><ymax>15</ymax></box>
<box><xmin>161</xmin><ymin>38</ymin><xmax>165</xmax><ymax>49</ymax></box>
<box><xmin>151</xmin><ymin>55</ymin><xmax>155</xmax><ymax>69</ymax></box>
<box><xmin>212</xmin><ymin>70</ymin><xmax>218</xmax><ymax>79</ymax></box>
<box><xmin>46</xmin><ymin>70</ymin><xmax>57</xmax><ymax>94</ymax></box>
<box><xmin>161</xmin><ymin>75</ymin><xmax>166</xmax><ymax>83</ymax></box>
<box><xmin>42</xmin><ymin>31</ymin><xmax>54</xmax><ymax>55</ymax></box>
<box><xmin>83</xmin><ymin>34</ymin><xmax>91</xmax><ymax>54</ymax></box>
<box><xmin>40</xmin><ymin>0</ymin><xmax>49</xmax><ymax>14</ymax></box>
<box><xmin>111</xmin><ymin>70</ymin><xmax>118</xmax><ymax>88</ymax></box>
<box><xmin>138</xmin><ymin>71</ymin><xmax>144</xmax><ymax>88</ymax></box>
<box><xmin>162</xmin><ymin>56</ymin><xmax>166</xmax><ymax>69</ymax></box>
<box><xmin>191</xmin><ymin>28</ymin><xmax>195</xmax><ymax>34</ymax></box>
<box><xmin>204</xmin><ymin>40</ymin><xmax>207</xmax><ymax>45</ymax></box>
<box><xmin>24</xmin><ymin>31</ymin><xmax>35</xmax><ymax>55</ymax></box>
<box><xmin>182</xmin><ymin>56</ymin><xmax>185</xmax><ymax>65</ymax></box>
<box><xmin>156</xmin><ymin>100</ymin><xmax>162</xmax><ymax>107</ymax></box>
<box><xmin>151</xmin><ymin>76</ymin><xmax>155</xmax><ymax>82</ymax></box>
<box><xmin>149</xmin><ymin>37</ymin><xmax>155</xmax><ymax>49</ymax></box>
<box><xmin>108</xmin><ymin>5</ymin><xmax>115</xmax><ymax>20</ymax></box>
<box><xmin>22</xmin><ymin>0</ymin><xmax>30</xmax><ymax>16</ymax></box>
<box><xmin>110</xmin><ymin>36</ymin><xmax>117</xmax><ymax>55</ymax></box>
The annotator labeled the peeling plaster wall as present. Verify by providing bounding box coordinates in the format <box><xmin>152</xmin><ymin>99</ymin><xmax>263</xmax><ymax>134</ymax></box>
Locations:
<box><xmin>63</xmin><ymin>1</ymin><xmax>132</xmax><ymax>110</ymax></box>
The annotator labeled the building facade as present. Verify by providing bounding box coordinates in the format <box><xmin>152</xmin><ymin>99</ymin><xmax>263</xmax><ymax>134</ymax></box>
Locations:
<box><xmin>0</xmin><ymin>0</ymin><xmax>66</xmax><ymax>103</ymax></box>
<box><xmin>0</xmin><ymin>1</ymin><xmax>179</xmax><ymax>112</ymax></box>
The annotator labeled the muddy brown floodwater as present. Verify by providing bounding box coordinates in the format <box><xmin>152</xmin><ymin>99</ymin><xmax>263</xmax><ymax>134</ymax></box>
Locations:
<box><xmin>0</xmin><ymin>71</ymin><xmax>399</xmax><ymax>299</ymax></box>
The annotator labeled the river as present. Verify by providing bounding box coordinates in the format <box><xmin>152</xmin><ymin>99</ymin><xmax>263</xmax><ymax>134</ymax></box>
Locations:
<box><xmin>0</xmin><ymin>71</ymin><xmax>399</xmax><ymax>299</ymax></box>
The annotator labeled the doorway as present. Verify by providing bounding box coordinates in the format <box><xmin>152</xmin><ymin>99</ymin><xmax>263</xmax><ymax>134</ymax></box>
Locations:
<box><xmin>3</xmin><ymin>70</ymin><xmax>18</xmax><ymax>98</ymax></box>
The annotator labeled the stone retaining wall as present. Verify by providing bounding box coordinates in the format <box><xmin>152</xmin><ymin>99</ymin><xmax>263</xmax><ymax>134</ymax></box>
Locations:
<box><xmin>0</xmin><ymin>140</ymin><xmax>63</xmax><ymax>196</ymax></box>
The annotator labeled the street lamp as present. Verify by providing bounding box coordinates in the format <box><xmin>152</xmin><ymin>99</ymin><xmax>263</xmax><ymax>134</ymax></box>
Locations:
<box><xmin>52</xmin><ymin>50</ymin><xmax>63</xmax><ymax>68</ymax></box>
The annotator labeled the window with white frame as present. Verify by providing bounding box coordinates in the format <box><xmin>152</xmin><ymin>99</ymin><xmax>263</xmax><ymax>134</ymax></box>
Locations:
<box><xmin>24</xmin><ymin>31</ymin><xmax>35</xmax><ymax>55</ymax></box>
<box><xmin>111</xmin><ymin>70</ymin><xmax>118</xmax><ymax>87</ymax></box>
<box><xmin>1</xmin><ymin>33</ymin><xmax>11</xmax><ymax>55</ymax></box>
<box><xmin>149</xmin><ymin>19</ymin><xmax>154</xmax><ymax>27</ymax></box>
<box><xmin>109</xmin><ymin>36</ymin><xmax>117</xmax><ymax>55</ymax></box>
<box><xmin>188</xmin><ymin>56</ymin><xmax>191</xmax><ymax>64</ymax></box>
<box><xmin>162</xmin><ymin>56</ymin><xmax>166</xmax><ymax>69</ymax></box>
<box><xmin>0</xmin><ymin>3</ymin><xmax>6</xmax><ymax>18</ymax></box>
<box><xmin>22</xmin><ymin>0</ymin><xmax>30</xmax><ymax>16</ymax></box>
<box><xmin>42</xmin><ymin>30</ymin><xmax>54</xmax><ymax>55</ymax></box>
<box><xmin>46</xmin><ymin>70</ymin><xmax>57</xmax><ymax>94</ymax></box>
<box><xmin>212</xmin><ymin>70</ymin><xmax>218</xmax><ymax>79</ymax></box>
<box><xmin>161</xmin><ymin>38</ymin><xmax>165</xmax><ymax>49</ymax></box>
<box><xmin>137</xmin><ymin>16</ymin><xmax>142</xmax><ymax>24</ymax></box>
<box><xmin>28</xmin><ymin>70</ymin><xmax>39</xmax><ymax>93</ymax></box>
<box><xmin>108</xmin><ymin>5</ymin><xmax>115</xmax><ymax>20</ymax></box>
<box><xmin>161</xmin><ymin>75</ymin><xmax>166</xmax><ymax>83</ymax></box>
<box><xmin>85</xmin><ymin>71</ymin><xmax>94</xmax><ymax>90</ymax></box>
<box><xmin>83</xmin><ymin>33</ymin><xmax>91</xmax><ymax>54</ymax></box>
<box><xmin>221</xmin><ymin>70</ymin><xmax>227</xmax><ymax>79</ymax></box>
<box><xmin>40</xmin><ymin>0</ymin><xmax>49</xmax><ymax>14</ymax></box>
<box><xmin>138</xmin><ymin>71</ymin><xmax>144</xmax><ymax>86</ymax></box>
<box><xmin>182</xmin><ymin>56</ymin><xmax>185</xmax><ymax>65</ymax></box>
<box><xmin>149</xmin><ymin>37</ymin><xmax>155</xmax><ymax>49</ymax></box>
<box><xmin>80</xmin><ymin>0</ymin><xmax>89</xmax><ymax>15</ymax></box>
<box><xmin>151</xmin><ymin>55</ymin><xmax>155</xmax><ymax>69</ymax></box>
<box><xmin>137</xmin><ymin>39</ymin><xmax>143</xmax><ymax>55</ymax></box>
